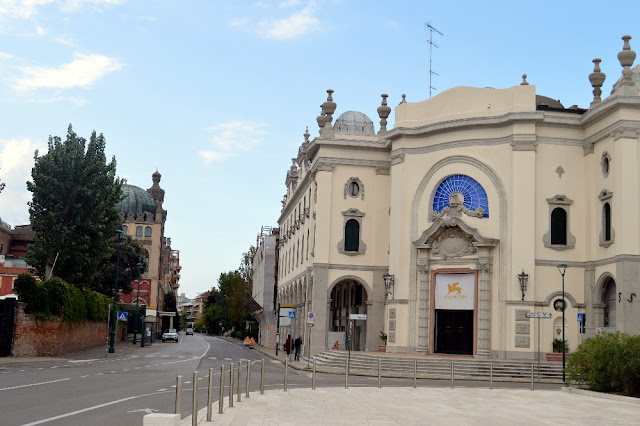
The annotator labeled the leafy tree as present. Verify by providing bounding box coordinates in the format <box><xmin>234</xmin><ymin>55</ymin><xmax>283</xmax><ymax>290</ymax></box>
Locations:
<box><xmin>88</xmin><ymin>235</ymin><xmax>147</xmax><ymax>296</ymax></box>
<box><xmin>26</xmin><ymin>125</ymin><xmax>123</xmax><ymax>285</ymax></box>
<box><xmin>238</xmin><ymin>245</ymin><xmax>256</xmax><ymax>290</ymax></box>
<box><xmin>162</xmin><ymin>292</ymin><xmax>180</xmax><ymax>331</ymax></box>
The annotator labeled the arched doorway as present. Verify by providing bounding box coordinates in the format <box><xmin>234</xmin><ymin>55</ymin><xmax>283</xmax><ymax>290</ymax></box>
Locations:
<box><xmin>602</xmin><ymin>277</ymin><xmax>617</xmax><ymax>332</ymax></box>
<box><xmin>329</xmin><ymin>279</ymin><xmax>368</xmax><ymax>351</ymax></box>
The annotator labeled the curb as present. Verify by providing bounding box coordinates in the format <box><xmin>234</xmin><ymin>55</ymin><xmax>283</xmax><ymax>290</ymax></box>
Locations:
<box><xmin>562</xmin><ymin>386</ymin><xmax>639</xmax><ymax>404</ymax></box>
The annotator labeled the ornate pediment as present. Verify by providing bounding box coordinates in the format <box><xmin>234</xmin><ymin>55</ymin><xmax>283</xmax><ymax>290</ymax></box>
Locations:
<box><xmin>413</xmin><ymin>217</ymin><xmax>497</xmax><ymax>259</ymax></box>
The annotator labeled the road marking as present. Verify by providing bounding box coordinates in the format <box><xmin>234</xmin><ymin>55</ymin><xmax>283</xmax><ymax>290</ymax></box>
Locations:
<box><xmin>123</xmin><ymin>369</ymin><xmax>129</xmax><ymax>372</ymax></box>
<box><xmin>128</xmin><ymin>408</ymin><xmax>159</xmax><ymax>414</ymax></box>
<box><xmin>68</xmin><ymin>359</ymin><xmax>98</xmax><ymax>363</ymax></box>
<box><xmin>156</xmin><ymin>389</ymin><xmax>167</xmax><ymax>392</ymax></box>
<box><xmin>224</xmin><ymin>358</ymin><xmax>232</xmax><ymax>361</ymax></box>
<box><xmin>183</xmin><ymin>381</ymin><xmax>192</xmax><ymax>384</ymax></box>
<box><xmin>109</xmin><ymin>371</ymin><xmax>117</xmax><ymax>373</ymax></box>
<box><xmin>270</xmin><ymin>360</ymin><xmax>280</xmax><ymax>364</ymax></box>
<box><xmin>37</xmin><ymin>368</ymin><xmax>44</xmax><ymax>370</ymax></box>
<box><xmin>95</xmin><ymin>373</ymin><xmax>103</xmax><ymax>376</ymax></box>
<box><xmin>170</xmin><ymin>385</ymin><xmax>176</xmax><ymax>388</ymax></box>
<box><xmin>80</xmin><ymin>375</ymin><xmax>89</xmax><ymax>378</ymax></box>
<box><xmin>0</xmin><ymin>377</ymin><xmax>70</xmax><ymax>391</ymax></box>
<box><xmin>19</xmin><ymin>369</ymin><xmax>25</xmax><ymax>372</ymax></box>
<box><xmin>134</xmin><ymin>367</ymin><xmax>141</xmax><ymax>369</ymax></box>
<box><xmin>50</xmin><ymin>366</ymin><xmax>59</xmax><ymax>369</ymax></box>
<box><xmin>208</xmin><ymin>357</ymin><xmax>217</xmax><ymax>360</ymax></box>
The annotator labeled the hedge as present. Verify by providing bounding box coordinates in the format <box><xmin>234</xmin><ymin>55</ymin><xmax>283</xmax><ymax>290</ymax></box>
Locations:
<box><xmin>13</xmin><ymin>273</ymin><xmax>110</xmax><ymax>324</ymax></box>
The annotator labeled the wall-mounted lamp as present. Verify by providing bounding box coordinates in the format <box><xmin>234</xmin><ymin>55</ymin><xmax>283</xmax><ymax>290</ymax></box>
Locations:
<box><xmin>383</xmin><ymin>270</ymin><xmax>395</xmax><ymax>303</ymax></box>
<box><xmin>629</xmin><ymin>293</ymin><xmax>636</xmax><ymax>303</ymax></box>
<box><xmin>517</xmin><ymin>269</ymin><xmax>529</xmax><ymax>301</ymax></box>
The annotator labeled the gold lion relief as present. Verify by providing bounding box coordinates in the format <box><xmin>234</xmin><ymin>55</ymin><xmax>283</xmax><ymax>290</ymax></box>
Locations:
<box><xmin>447</xmin><ymin>282</ymin><xmax>462</xmax><ymax>295</ymax></box>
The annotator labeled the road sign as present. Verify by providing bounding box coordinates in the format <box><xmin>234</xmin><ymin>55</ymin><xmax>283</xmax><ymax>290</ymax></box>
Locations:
<box><xmin>288</xmin><ymin>311</ymin><xmax>296</xmax><ymax>318</ymax></box>
<box><xmin>349</xmin><ymin>314</ymin><xmax>367</xmax><ymax>320</ymax></box>
<box><xmin>117</xmin><ymin>311</ymin><xmax>128</xmax><ymax>321</ymax></box>
<box><xmin>525</xmin><ymin>312</ymin><xmax>552</xmax><ymax>318</ymax></box>
<box><xmin>307</xmin><ymin>312</ymin><xmax>315</xmax><ymax>325</ymax></box>
<box><xmin>577</xmin><ymin>313</ymin><xmax>584</xmax><ymax>322</ymax></box>
<box><xmin>279</xmin><ymin>306</ymin><xmax>293</xmax><ymax>326</ymax></box>
<box><xmin>596</xmin><ymin>327</ymin><xmax>602</xmax><ymax>336</ymax></box>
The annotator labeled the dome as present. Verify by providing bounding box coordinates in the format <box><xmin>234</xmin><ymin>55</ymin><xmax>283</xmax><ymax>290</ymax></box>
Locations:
<box><xmin>118</xmin><ymin>184</ymin><xmax>157</xmax><ymax>216</ymax></box>
<box><xmin>334</xmin><ymin>111</ymin><xmax>376</xmax><ymax>135</ymax></box>
<box><xmin>536</xmin><ymin>95</ymin><xmax>564</xmax><ymax>109</ymax></box>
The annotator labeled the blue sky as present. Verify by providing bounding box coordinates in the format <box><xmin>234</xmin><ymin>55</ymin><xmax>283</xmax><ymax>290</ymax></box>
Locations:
<box><xmin>1</xmin><ymin>0</ymin><xmax>638</xmax><ymax>298</ymax></box>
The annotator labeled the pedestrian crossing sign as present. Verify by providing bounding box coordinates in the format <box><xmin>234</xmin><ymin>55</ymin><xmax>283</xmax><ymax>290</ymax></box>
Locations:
<box><xmin>117</xmin><ymin>311</ymin><xmax>128</xmax><ymax>321</ymax></box>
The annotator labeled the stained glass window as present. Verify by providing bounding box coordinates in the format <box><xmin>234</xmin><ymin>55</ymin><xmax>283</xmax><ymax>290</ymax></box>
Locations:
<box><xmin>432</xmin><ymin>174</ymin><xmax>489</xmax><ymax>218</ymax></box>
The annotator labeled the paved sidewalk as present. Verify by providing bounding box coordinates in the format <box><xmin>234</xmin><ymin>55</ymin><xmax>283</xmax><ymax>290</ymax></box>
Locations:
<box><xmin>182</xmin><ymin>386</ymin><xmax>639</xmax><ymax>426</ymax></box>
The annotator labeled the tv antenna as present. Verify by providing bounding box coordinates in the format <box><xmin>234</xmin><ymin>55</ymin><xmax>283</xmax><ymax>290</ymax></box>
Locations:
<box><xmin>425</xmin><ymin>21</ymin><xmax>443</xmax><ymax>98</ymax></box>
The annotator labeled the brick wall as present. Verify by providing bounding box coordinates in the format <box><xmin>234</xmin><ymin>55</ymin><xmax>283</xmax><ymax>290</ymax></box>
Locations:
<box><xmin>11</xmin><ymin>302</ymin><xmax>119</xmax><ymax>357</ymax></box>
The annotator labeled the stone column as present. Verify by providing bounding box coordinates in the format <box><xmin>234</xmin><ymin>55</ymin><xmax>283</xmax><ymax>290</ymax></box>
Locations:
<box><xmin>476</xmin><ymin>256</ymin><xmax>493</xmax><ymax>357</ymax></box>
<box><xmin>417</xmin><ymin>261</ymin><xmax>429</xmax><ymax>353</ymax></box>
<box><xmin>311</xmin><ymin>265</ymin><xmax>329</xmax><ymax>355</ymax></box>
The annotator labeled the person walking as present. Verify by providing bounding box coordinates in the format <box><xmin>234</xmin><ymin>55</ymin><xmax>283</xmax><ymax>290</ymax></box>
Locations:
<box><xmin>284</xmin><ymin>334</ymin><xmax>292</xmax><ymax>360</ymax></box>
<box><xmin>294</xmin><ymin>334</ymin><xmax>303</xmax><ymax>361</ymax></box>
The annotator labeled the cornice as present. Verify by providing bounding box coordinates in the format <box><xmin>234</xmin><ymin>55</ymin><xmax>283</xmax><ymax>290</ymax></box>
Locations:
<box><xmin>535</xmin><ymin>254</ymin><xmax>640</xmax><ymax>269</ymax></box>
<box><xmin>312</xmin><ymin>262</ymin><xmax>388</xmax><ymax>272</ymax></box>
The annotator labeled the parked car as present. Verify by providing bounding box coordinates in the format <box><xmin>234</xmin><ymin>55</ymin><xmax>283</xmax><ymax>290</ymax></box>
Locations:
<box><xmin>186</xmin><ymin>328</ymin><xmax>194</xmax><ymax>335</ymax></box>
<box><xmin>162</xmin><ymin>328</ymin><xmax>179</xmax><ymax>342</ymax></box>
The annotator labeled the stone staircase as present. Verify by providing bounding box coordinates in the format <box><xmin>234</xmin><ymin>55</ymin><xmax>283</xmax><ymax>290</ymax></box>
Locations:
<box><xmin>310</xmin><ymin>350</ymin><xmax>564</xmax><ymax>383</ymax></box>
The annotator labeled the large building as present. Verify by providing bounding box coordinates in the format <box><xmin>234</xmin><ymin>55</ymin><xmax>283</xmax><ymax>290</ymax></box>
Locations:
<box><xmin>276</xmin><ymin>35</ymin><xmax>640</xmax><ymax>359</ymax></box>
<box><xmin>0</xmin><ymin>221</ymin><xmax>36</xmax><ymax>296</ymax></box>
<box><xmin>251</xmin><ymin>226</ymin><xmax>278</xmax><ymax>348</ymax></box>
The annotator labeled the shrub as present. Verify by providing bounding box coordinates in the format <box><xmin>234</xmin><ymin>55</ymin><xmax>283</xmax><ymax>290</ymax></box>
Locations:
<box><xmin>567</xmin><ymin>332</ymin><xmax>640</xmax><ymax>397</ymax></box>
<box><xmin>553</xmin><ymin>338</ymin><xmax>569</xmax><ymax>353</ymax></box>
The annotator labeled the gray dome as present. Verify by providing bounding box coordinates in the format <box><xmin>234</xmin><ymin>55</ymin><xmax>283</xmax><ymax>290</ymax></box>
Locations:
<box><xmin>117</xmin><ymin>184</ymin><xmax>157</xmax><ymax>216</ymax></box>
<box><xmin>334</xmin><ymin>111</ymin><xmax>376</xmax><ymax>135</ymax></box>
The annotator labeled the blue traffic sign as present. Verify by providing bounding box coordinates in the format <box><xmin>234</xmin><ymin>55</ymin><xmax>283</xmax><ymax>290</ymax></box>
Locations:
<box><xmin>288</xmin><ymin>311</ymin><xmax>296</xmax><ymax>318</ymax></box>
<box><xmin>117</xmin><ymin>311</ymin><xmax>128</xmax><ymax>322</ymax></box>
<box><xmin>577</xmin><ymin>313</ymin><xmax>584</xmax><ymax>322</ymax></box>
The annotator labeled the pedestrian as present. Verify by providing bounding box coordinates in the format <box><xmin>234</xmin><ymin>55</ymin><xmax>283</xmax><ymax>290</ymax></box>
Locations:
<box><xmin>294</xmin><ymin>334</ymin><xmax>303</xmax><ymax>361</ymax></box>
<box><xmin>284</xmin><ymin>334</ymin><xmax>292</xmax><ymax>359</ymax></box>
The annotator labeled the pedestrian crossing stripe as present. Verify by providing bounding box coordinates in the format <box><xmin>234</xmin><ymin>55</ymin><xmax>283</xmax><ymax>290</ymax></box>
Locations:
<box><xmin>117</xmin><ymin>311</ymin><xmax>128</xmax><ymax>321</ymax></box>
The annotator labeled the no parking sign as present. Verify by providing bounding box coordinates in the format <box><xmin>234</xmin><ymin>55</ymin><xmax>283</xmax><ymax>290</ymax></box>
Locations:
<box><xmin>307</xmin><ymin>312</ymin><xmax>315</xmax><ymax>326</ymax></box>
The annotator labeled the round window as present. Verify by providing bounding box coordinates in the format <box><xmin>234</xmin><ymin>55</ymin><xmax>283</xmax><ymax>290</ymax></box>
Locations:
<box><xmin>553</xmin><ymin>299</ymin><xmax>566</xmax><ymax>312</ymax></box>
<box><xmin>348</xmin><ymin>181</ymin><xmax>359</xmax><ymax>197</ymax></box>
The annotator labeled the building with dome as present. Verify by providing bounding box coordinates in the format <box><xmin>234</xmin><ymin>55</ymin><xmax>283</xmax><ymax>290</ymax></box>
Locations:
<box><xmin>275</xmin><ymin>35</ymin><xmax>640</xmax><ymax>360</ymax></box>
<box><xmin>116</xmin><ymin>171</ymin><xmax>181</xmax><ymax>332</ymax></box>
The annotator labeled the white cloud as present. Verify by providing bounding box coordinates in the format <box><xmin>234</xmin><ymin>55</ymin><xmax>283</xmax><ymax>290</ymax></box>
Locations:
<box><xmin>198</xmin><ymin>121</ymin><xmax>267</xmax><ymax>164</ymax></box>
<box><xmin>0</xmin><ymin>138</ymin><xmax>46</xmax><ymax>225</ymax></box>
<box><xmin>12</xmin><ymin>52</ymin><xmax>123</xmax><ymax>90</ymax></box>
<box><xmin>256</xmin><ymin>2</ymin><xmax>319</xmax><ymax>40</ymax></box>
<box><xmin>0</xmin><ymin>51</ymin><xmax>14</xmax><ymax>59</ymax></box>
<box><xmin>55</xmin><ymin>34</ymin><xmax>75</xmax><ymax>46</ymax></box>
<box><xmin>0</xmin><ymin>0</ymin><xmax>122</xmax><ymax>19</ymax></box>
<box><xmin>36</xmin><ymin>25</ymin><xmax>45</xmax><ymax>35</ymax></box>
<box><xmin>279</xmin><ymin>0</ymin><xmax>302</xmax><ymax>8</ymax></box>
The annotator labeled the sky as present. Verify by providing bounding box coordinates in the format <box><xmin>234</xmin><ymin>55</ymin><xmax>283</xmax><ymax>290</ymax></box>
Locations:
<box><xmin>1</xmin><ymin>0</ymin><xmax>639</xmax><ymax>298</ymax></box>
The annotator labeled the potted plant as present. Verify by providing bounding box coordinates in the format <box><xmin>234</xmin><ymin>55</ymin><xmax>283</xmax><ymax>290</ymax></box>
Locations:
<box><xmin>546</xmin><ymin>338</ymin><xmax>570</xmax><ymax>361</ymax></box>
<box><xmin>378</xmin><ymin>331</ymin><xmax>387</xmax><ymax>352</ymax></box>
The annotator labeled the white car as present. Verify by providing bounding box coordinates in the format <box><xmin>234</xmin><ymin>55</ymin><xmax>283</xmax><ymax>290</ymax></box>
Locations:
<box><xmin>162</xmin><ymin>328</ymin><xmax>179</xmax><ymax>342</ymax></box>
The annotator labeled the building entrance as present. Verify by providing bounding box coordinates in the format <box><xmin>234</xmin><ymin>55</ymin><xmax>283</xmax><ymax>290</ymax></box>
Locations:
<box><xmin>434</xmin><ymin>309</ymin><xmax>473</xmax><ymax>355</ymax></box>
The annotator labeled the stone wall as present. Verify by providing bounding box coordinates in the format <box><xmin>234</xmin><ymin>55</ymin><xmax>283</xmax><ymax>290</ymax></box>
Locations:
<box><xmin>11</xmin><ymin>302</ymin><xmax>114</xmax><ymax>357</ymax></box>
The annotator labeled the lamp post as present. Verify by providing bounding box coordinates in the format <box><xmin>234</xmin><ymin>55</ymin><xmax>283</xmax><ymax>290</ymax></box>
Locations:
<box><xmin>133</xmin><ymin>262</ymin><xmax>143</xmax><ymax>345</ymax></box>
<box><xmin>517</xmin><ymin>269</ymin><xmax>529</xmax><ymax>301</ymax></box>
<box><xmin>108</xmin><ymin>229</ymin><xmax>124</xmax><ymax>354</ymax></box>
<box><xmin>383</xmin><ymin>271</ymin><xmax>394</xmax><ymax>303</ymax></box>
<box><xmin>557</xmin><ymin>263</ymin><xmax>568</xmax><ymax>382</ymax></box>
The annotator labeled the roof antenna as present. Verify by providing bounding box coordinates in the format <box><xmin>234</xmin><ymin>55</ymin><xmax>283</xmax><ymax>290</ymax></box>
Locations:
<box><xmin>425</xmin><ymin>21</ymin><xmax>443</xmax><ymax>98</ymax></box>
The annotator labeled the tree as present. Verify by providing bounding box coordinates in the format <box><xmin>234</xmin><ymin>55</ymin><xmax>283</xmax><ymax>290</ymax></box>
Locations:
<box><xmin>162</xmin><ymin>292</ymin><xmax>179</xmax><ymax>330</ymax></box>
<box><xmin>26</xmin><ymin>125</ymin><xmax>123</xmax><ymax>286</ymax></box>
<box><xmin>238</xmin><ymin>245</ymin><xmax>256</xmax><ymax>290</ymax></box>
<box><xmin>88</xmin><ymin>235</ymin><xmax>147</xmax><ymax>296</ymax></box>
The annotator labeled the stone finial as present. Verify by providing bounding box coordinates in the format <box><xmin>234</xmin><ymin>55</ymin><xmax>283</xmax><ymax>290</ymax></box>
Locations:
<box><xmin>321</xmin><ymin>89</ymin><xmax>337</xmax><ymax>125</ymax></box>
<box><xmin>521</xmin><ymin>74</ymin><xmax>529</xmax><ymax>85</ymax></box>
<box><xmin>317</xmin><ymin>104</ymin><xmax>327</xmax><ymax>129</ymax></box>
<box><xmin>589</xmin><ymin>58</ymin><xmax>606</xmax><ymax>106</ymax></box>
<box><xmin>399</xmin><ymin>94</ymin><xmax>407</xmax><ymax>104</ymax></box>
<box><xmin>618</xmin><ymin>35</ymin><xmax>636</xmax><ymax>86</ymax></box>
<box><xmin>303</xmin><ymin>126</ymin><xmax>310</xmax><ymax>143</ymax></box>
<box><xmin>377</xmin><ymin>93</ymin><xmax>391</xmax><ymax>134</ymax></box>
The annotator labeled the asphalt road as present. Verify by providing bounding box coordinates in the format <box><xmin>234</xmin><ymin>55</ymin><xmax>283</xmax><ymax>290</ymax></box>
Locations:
<box><xmin>0</xmin><ymin>334</ymin><xmax>559</xmax><ymax>425</ymax></box>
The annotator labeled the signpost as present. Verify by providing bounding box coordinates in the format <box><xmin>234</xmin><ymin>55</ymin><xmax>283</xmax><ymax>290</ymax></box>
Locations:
<box><xmin>306</xmin><ymin>312</ymin><xmax>315</xmax><ymax>367</ymax></box>
<box><xmin>276</xmin><ymin>304</ymin><xmax>294</xmax><ymax>356</ymax></box>
<box><xmin>526</xmin><ymin>312</ymin><xmax>552</xmax><ymax>380</ymax></box>
<box><xmin>346</xmin><ymin>314</ymin><xmax>367</xmax><ymax>372</ymax></box>
<box><xmin>117</xmin><ymin>311</ymin><xmax>128</xmax><ymax>322</ymax></box>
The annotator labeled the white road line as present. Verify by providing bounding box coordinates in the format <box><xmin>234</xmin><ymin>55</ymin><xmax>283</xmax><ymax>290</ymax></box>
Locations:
<box><xmin>224</xmin><ymin>358</ymin><xmax>232</xmax><ymax>361</ymax></box>
<box><xmin>109</xmin><ymin>371</ymin><xmax>117</xmax><ymax>373</ymax></box>
<box><xmin>50</xmin><ymin>366</ymin><xmax>59</xmax><ymax>369</ymax></box>
<box><xmin>80</xmin><ymin>375</ymin><xmax>89</xmax><ymax>378</ymax></box>
<box><xmin>95</xmin><ymin>373</ymin><xmax>103</xmax><ymax>376</ymax></box>
<box><xmin>21</xmin><ymin>390</ymin><xmax>173</xmax><ymax>426</ymax></box>
<box><xmin>0</xmin><ymin>377</ymin><xmax>70</xmax><ymax>391</ymax></box>
<box><xmin>19</xmin><ymin>369</ymin><xmax>25</xmax><ymax>372</ymax></box>
<box><xmin>208</xmin><ymin>357</ymin><xmax>217</xmax><ymax>360</ymax></box>
<box><xmin>157</xmin><ymin>388</ymin><xmax>167</xmax><ymax>392</ymax></box>
<box><xmin>67</xmin><ymin>359</ymin><xmax>98</xmax><ymax>363</ymax></box>
<box><xmin>183</xmin><ymin>381</ymin><xmax>192</xmax><ymax>384</ymax></box>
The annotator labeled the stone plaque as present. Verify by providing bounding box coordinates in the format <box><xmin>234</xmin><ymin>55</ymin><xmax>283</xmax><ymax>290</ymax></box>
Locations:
<box><xmin>515</xmin><ymin>322</ymin><xmax>530</xmax><ymax>335</ymax></box>
<box><xmin>515</xmin><ymin>335</ymin><xmax>530</xmax><ymax>348</ymax></box>
<box><xmin>388</xmin><ymin>331</ymin><xmax>396</xmax><ymax>343</ymax></box>
<box><xmin>515</xmin><ymin>309</ymin><xmax>529</xmax><ymax>321</ymax></box>
<box><xmin>388</xmin><ymin>320</ymin><xmax>396</xmax><ymax>331</ymax></box>
<box><xmin>389</xmin><ymin>308</ymin><xmax>396</xmax><ymax>320</ymax></box>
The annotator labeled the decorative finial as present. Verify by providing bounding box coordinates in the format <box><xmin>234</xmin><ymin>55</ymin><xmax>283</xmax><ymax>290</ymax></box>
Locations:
<box><xmin>399</xmin><ymin>94</ymin><xmax>407</xmax><ymax>104</ymax></box>
<box><xmin>521</xmin><ymin>74</ymin><xmax>529</xmax><ymax>85</ymax></box>
<box><xmin>303</xmin><ymin>126</ymin><xmax>310</xmax><ymax>143</ymax></box>
<box><xmin>618</xmin><ymin>35</ymin><xmax>636</xmax><ymax>86</ymax></box>
<box><xmin>377</xmin><ymin>93</ymin><xmax>391</xmax><ymax>134</ymax></box>
<box><xmin>321</xmin><ymin>89</ymin><xmax>337</xmax><ymax>125</ymax></box>
<box><xmin>317</xmin><ymin>104</ymin><xmax>327</xmax><ymax>129</ymax></box>
<box><xmin>589</xmin><ymin>58</ymin><xmax>606</xmax><ymax>106</ymax></box>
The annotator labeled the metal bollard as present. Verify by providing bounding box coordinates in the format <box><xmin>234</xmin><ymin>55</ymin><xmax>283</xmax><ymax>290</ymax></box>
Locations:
<box><xmin>413</xmin><ymin>359</ymin><xmax>417</xmax><ymax>388</ymax></box>
<box><xmin>260</xmin><ymin>359</ymin><xmax>265</xmax><ymax>394</ymax></box>
<box><xmin>489</xmin><ymin>362</ymin><xmax>493</xmax><ymax>390</ymax></box>
<box><xmin>229</xmin><ymin>363</ymin><xmax>234</xmax><ymax>407</ymax></box>
<box><xmin>237</xmin><ymin>361</ymin><xmax>242</xmax><ymax>402</ymax></box>
<box><xmin>246</xmin><ymin>361</ymin><xmax>251</xmax><ymax>398</ymax></box>
<box><xmin>345</xmin><ymin>359</ymin><xmax>349</xmax><ymax>389</ymax></box>
<box><xmin>207</xmin><ymin>368</ymin><xmax>214</xmax><ymax>421</ymax></box>
<box><xmin>531</xmin><ymin>364</ymin><xmax>534</xmax><ymax>391</ymax></box>
<box><xmin>219</xmin><ymin>365</ymin><xmax>225</xmax><ymax>414</ymax></box>
<box><xmin>192</xmin><ymin>371</ymin><xmax>199</xmax><ymax>426</ymax></box>
<box><xmin>175</xmin><ymin>375</ymin><xmax>182</xmax><ymax>415</ymax></box>
<box><xmin>450</xmin><ymin>361</ymin><xmax>454</xmax><ymax>388</ymax></box>
<box><xmin>312</xmin><ymin>357</ymin><xmax>316</xmax><ymax>390</ymax></box>
<box><xmin>378</xmin><ymin>358</ymin><xmax>381</xmax><ymax>388</ymax></box>
<box><xmin>284</xmin><ymin>358</ymin><xmax>289</xmax><ymax>391</ymax></box>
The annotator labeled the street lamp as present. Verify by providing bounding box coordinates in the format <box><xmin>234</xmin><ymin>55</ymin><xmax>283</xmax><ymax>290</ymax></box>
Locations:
<box><xmin>383</xmin><ymin>271</ymin><xmax>395</xmax><ymax>303</ymax></box>
<box><xmin>557</xmin><ymin>263</ymin><xmax>568</xmax><ymax>382</ymax></box>
<box><xmin>517</xmin><ymin>269</ymin><xmax>529</xmax><ymax>301</ymax></box>
<box><xmin>108</xmin><ymin>229</ymin><xmax>124</xmax><ymax>354</ymax></box>
<box><xmin>133</xmin><ymin>262</ymin><xmax>143</xmax><ymax>345</ymax></box>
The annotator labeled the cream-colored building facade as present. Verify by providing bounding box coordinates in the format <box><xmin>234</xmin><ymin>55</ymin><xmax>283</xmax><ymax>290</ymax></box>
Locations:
<box><xmin>276</xmin><ymin>35</ymin><xmax>640</xmax><ymax>359</ymax></box>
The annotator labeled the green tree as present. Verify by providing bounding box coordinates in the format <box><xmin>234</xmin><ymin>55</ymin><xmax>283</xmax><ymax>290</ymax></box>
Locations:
<box><xmin>238</xmin><ymin>245</ymin><xmax>256</xmax><ymax>290</ymax></box>
<box><xmin>26</xmin><ymin>125</ymin><xmax>123</xmax><ymax>285</ymax></box>
<box><xmin>216</xmin><ymin>271</ymin><xmax>251</xmax><ymax>331</ymax></box>
<box><xmin>88</xmin><ymin>235</ymin><xmax>147</xmax><ymax>296</ymax></box>
<box><xmin>162</xmin><ymin>292</ymin><xmax>179</xmax><ymax>330</ymax></box>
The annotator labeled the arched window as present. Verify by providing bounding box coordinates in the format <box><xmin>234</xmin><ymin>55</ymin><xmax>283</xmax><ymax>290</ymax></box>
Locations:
<box><xmin>144</xmin><ymin>226</ymin><xmax>152</xmax><ymax>238</ymax></box>
<box><xmin>433</xmin><ymin>174</ymin><xmax>489</xmax><ymax>218</ymax></box>
<box><xmin>550</xmin><ymin>208</ymin><xmax>567</xmax><ymax>245</ymax></box>
<box><xmin>136</xmin><ymin>226</ymin><xmax>143</xmax><ymax>237</ymax></box>
<box><xmin>603</xmin><ymin>202</ymin><xmax>611</xmax><ymax>242</ymax></box>
<box><xmin>344</xmin><ymin>219</ymin><xmax>360</xmax><ymax>252</ymax></box>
